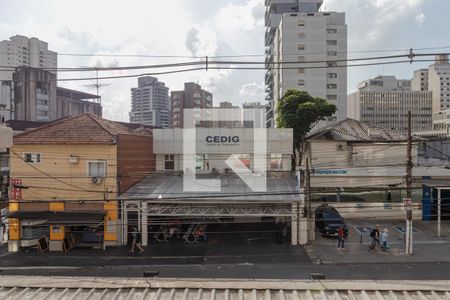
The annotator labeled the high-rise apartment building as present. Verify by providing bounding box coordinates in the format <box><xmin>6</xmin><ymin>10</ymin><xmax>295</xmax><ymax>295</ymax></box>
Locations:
<box><xmin>129</xmin><ymin>76</ymin><xmax>170</xmax><ymax>128</ymax></box>
<box><xmin>347</xmin><ymin>76</ymin><xmax>432</xmax><ymax>133</ymax></box>
<box><xmin>412</xmin><ymin>55</ymin><xmax>450</xmax><ymax>113</ymax></box>
<box><xmin>411</xmin><ymin>69</ymin><xmax>429</xmax><ymax>91</ymax></box>
<box><xmin>0</xmin><ymin>35</ymin><xmax>57</xmax><ymax>120</ymax></box>
<box><xmin>171</xmin><ymin>82</ymin><xmax>212</xmax><ymax>128</ymax></box>
<box><xmin>265</xmin><ymin>0</ymin><xmax>347</xmax><ymax>127</ymax></box>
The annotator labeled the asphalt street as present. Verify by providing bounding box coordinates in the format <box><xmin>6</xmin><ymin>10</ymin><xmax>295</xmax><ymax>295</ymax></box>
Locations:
<box><xmin>1</xmin><ymin>262</ymin><xmax>450</xmax><ymax>280</ymax></box>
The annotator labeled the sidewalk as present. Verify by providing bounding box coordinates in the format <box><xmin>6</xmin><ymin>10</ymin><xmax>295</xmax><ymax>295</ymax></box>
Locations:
<box><xmin>306</xmin><ymin>219</ymin><xmax>450</xmax><ymax>264</ymax></box>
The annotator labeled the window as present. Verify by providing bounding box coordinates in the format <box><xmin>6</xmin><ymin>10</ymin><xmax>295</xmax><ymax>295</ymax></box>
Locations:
<box><xmin>165</xmin><ymin>154</ymin><xmax>174</xmax><ymax>170</ymax></box>
<box><xmin>327</xmin><ymin>73</ymin><xmax>338</xmax><ymax>78</ymax></box>
<box><xmin>298</xmin><ymin>20</ymin><xmax>305</xmax><ymax>27</ymax></box>
<box><xmin>298</xmin><ymin>44</ymin><xmax>305</xmax><ymax>50</ymax></box>
<box><xmin>327</xmin><ymin>51</ymin><xmax>337</xmax><ymax>56</ymax></box>
<box><xmin>327</xmin><ymin>95</ymin><xmax>337</xmax><ymax>100</ymax></box>
<box><xmin>88</xmin><ymin>161</ymin><xmax>106</xmax><ymax>178</ymax></box>
<box><xmin>298</xmin><ymin>56</ymin><xmax>305</xmax><ymax>62</ymax></box>
<box><xmin>327</xmin><ymin>61</ymin><xmax>337</xmax><ymax>68</ymax></box>
<box><xmin>327</xmin><ymin>28</ymin><xmax>337</xmax><ymax>34</ymax></box>
<box><xmin>298</xmin><ymin>80</ymin><xmax>305</xmax><ymax>86</ymax></box>
<box><xmin>327</xmin><ymin>40</ymin><xmax>337</xmax><ymax>46</ymax></box>
<box><xmin>298</xmin><ymin>68</ymin><xmax>305</xmax><ymax>74</ymax></box>
<box><xmin>298</xmin><ymin>32</ymin><xmax>305</xmax><ymax>39</ymax></box>
<box><xmin>24</xmin><ymin>153</ymin><xmax>41</xmax><ymax>164</ymax></box>
<box><xmin>327</xmin><ymin>84</ymin><xmax>337</xmax><ymax>89</ymax></box>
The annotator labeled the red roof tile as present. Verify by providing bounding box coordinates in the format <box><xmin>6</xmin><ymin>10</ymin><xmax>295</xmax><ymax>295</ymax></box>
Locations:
<box><xmin>13</xmin><ymin>113</ymin><xmax>147</xmax><ymax>144</ymax></box>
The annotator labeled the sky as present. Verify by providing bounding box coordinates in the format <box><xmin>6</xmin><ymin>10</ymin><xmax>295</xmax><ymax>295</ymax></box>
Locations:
<box><xmin>0</xmin><ymin>0</ymin><xmax>449</xmax><ymax>121</ymax></box>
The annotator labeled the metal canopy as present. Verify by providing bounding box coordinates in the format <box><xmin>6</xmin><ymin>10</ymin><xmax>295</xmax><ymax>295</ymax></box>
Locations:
<box><xmin>125</xmin><ymin>202</ymin><xmax>293</xmax><ymax>217</ymax></box>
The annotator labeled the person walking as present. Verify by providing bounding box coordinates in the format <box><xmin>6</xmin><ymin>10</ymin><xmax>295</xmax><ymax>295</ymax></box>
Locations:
<box><xmin>129</xmin><ymin>227</ymin><xmax>144</xmax><ymax>253</ymax></box>
<box><xmin>337</xmin><ymin>225</ymin><xmax>346</xmax><ymax>249</ymax></box>
<box><xmin>369</xmin><ymin>226</ymin><xmax>380</xmax><ymax>252</ymax></box>
<box><xmin>381</xmin><ymin>228</ymin><xmax>389</xmax><ymax>251</ymax></box>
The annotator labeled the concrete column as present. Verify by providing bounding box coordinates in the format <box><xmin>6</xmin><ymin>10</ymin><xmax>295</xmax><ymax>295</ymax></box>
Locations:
<box><xmin>141</xmin><ymin>201</ymin><xmax>148</xmax><ymax>247</ymax></box>
<box><xmin>298</xmin><ymin>217</ymin><xmax>308</xmax><ymax>245</ymax></box>
<box><xmin>291</xmin><ymin>203</ymin><xmax>298</xmax><ymax>245</ymax></box>
<box><xmin>308</xmin><ymin>217</ymin><xmax>316</xmax><ymax>242</ymax></box>
<box><xmin>122</xmin><ymin>202</ymin><xmax>128</xmax><ymax>246</ymax></box>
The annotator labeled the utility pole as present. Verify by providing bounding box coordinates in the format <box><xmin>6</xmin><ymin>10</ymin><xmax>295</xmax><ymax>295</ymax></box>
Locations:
<box><xmin>405</xmin><ymin>111</ymin><xmax>413</xmax><ymax>255</ymax></box>
<box><xmin>305</xmin><ymin>158</ymin><xmax>311</xmax><ymax>218</ymax></box>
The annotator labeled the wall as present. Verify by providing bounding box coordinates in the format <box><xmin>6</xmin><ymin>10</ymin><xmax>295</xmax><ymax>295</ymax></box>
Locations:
<box><xmin>10</xmin><ymin>144</ymin><xmax>117</xmax><ymax>202</ymax></box>
<box><xmin>117</xmin><ymin>134</ymin><xmax>155</xmax><ymax>193</ymax></box>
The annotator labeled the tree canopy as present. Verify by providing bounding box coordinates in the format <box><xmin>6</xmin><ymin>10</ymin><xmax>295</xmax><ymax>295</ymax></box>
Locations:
<box><xmin>276</xmin><ymin>89</ymin><xmax>337</xmax><ymax>150</ymax></box>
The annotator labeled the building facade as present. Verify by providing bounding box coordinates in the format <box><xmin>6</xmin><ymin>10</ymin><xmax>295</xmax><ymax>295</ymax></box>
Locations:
<box><xmin>347</xmin><ymin>76</ymin><xmax>433</xmax><ymax>132</ymax></box>
<box><xmin>13</xmin><ymin>67</ymin><xmax>57</xmax><ymax>122</ymax></box>
<box><xmin>0</xmin><ymin>35</ymin><xmax>57</xmax><ymax>120</ymax></box>
<box><xmin>129</xmin><ymin>76</ymin><xmax>170</xmax><ymax>128</ymax></box>
<box><xmin>171</xmin><ymin>82</ymin><xmax>213</xmax><ymax>128</ymax></box>
<box><xmin>265</xmin><ymin>0</ymin><xmax>347</xmax><ymax>127</ymax></box>
<box><xmin>56</xmin><ymin>87</ymin><xmax>102</xmax><ymax>118</ymax></box>
<box><xmin>412</xmin><ymin>55</ymin><xmax>450</xmax><ymax>113</ymax></box>
<box><xmin>8</xmin><ymin>113</ymin><xmax>155</xmax><ymax>252</ymax></box>
<box><xmin>121</xmin><ymin>127</ymin><xmax>311</xmax><ymax>245</ymax></box>
<box><xmin>242</xmin><ymin>102</ymin><xmax>266</xmax><ymax>128</ymax></box>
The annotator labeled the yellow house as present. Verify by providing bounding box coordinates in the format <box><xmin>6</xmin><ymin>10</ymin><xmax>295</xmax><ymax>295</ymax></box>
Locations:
<box><xmin>8</xmin><ymin>113</ymin><xmax>154</xmax><ymax>252</ymax></box>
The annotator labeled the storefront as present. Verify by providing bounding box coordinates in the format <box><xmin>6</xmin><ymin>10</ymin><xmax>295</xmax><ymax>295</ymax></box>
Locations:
<box><xmin>120</xmin><ymin>127</ymin><xmax>309</xmax><ymax>246</ymax></box>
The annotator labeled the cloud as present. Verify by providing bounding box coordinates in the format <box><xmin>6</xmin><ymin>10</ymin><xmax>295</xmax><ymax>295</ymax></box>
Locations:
<box><xmin>239</xmin><ymin>82</ymin><xmax>265</xmax><ymax>101</ymax></box>
<box><xmin>323</xmin><ymin>0</ymin><xmax>425</xmax><ymax>43</ymax></box>
<box><xmin>215</xmin><ymin>0</ymin><xmax>265</xmax><ymax>32</ymax></box>
<box><xmin>415</xmin><ymin>11</ymin><xmax>426</xmax><ymax>25</ymax></box>
<box><xmin>185</xmin><ymin>26</ymin><xmax>219</xmax><ymax>57</ymax></box>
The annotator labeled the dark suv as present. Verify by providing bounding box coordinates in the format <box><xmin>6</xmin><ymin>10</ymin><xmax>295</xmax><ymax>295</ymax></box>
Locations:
<box><xmin>315</xmin><ymin>205</ymin><xmax>348</xmax><ymax>237</ymax></box>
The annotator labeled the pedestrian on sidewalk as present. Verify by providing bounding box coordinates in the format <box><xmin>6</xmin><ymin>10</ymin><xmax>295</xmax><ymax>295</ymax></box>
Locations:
<box><xmin>369</xmin><ymin>226</ymin><xmax>380</xmax><ymax>252</ymax></box>
<box><xmin>381</xmin><ymin>228</ymin><xmax>389</xmax><ymax>251</ymax></box>
<box><xmin>129</xmin><ymin>226</ymin><xmax>144</xmax><ymax>253</ymax></box>
<box><xmin>337</xmin><ymin>225</ymin><xmax>346</xmax><ymax>249</ymax></box>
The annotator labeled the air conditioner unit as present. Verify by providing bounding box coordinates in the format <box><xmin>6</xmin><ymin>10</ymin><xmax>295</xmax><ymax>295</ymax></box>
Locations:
<box><xmin>91</xmin><ymin>177</ymin><xmax>103</xmax><ymax>184</ymax></box>
<box><xmin>336</xmin><ymin>143</ymin><xmax>346</xmax><ymax>151</ymax></box>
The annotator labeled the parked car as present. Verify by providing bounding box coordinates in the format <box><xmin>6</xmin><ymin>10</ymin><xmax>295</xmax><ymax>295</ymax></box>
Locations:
<box><xmin>315</xmin><ymin>204</ymin><xmax>348</xmax><ymax>237</ymax></box>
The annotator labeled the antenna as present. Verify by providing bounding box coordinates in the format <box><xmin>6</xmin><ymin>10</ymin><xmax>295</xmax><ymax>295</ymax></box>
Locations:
<box><xmin>81</xmin><ymin>67</ymin><xmax>111</xmax><ymax>102</ymax></box>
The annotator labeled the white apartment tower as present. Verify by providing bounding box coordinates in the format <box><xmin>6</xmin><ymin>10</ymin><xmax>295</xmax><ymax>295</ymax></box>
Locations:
<box><xmin>412</xmin><ymin>55</ymin><xmax>450</xmax><ymax>113</ymax></box>
<box><xmin>129</xmin><ymin>76</ymin><xmax>170</xmax><ymax>128</ymax></box>
<box><xmin>0</xmin><ymin>35</ymin><xmax>57</xmax><ymax>120</ymax></box>
<box><xmin>265</xmin><ymin>0</ymin><xmax>347</xmax><ymax>127</ymax></box>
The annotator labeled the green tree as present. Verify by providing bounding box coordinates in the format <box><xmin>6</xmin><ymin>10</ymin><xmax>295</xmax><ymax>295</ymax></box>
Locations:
<box><xmin>276</xmin><ymin>89</ymin><xmax>336</xmax><ymax>166</ymax></box>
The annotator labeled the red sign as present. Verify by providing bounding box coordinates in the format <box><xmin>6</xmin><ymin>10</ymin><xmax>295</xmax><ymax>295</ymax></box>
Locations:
<box><xmin>10</xmin><ymin>179</ymin><xmax>22</xmax><ymax>200</ymax></box>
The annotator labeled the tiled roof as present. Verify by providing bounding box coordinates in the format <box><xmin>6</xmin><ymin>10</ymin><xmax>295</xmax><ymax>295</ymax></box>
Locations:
<box><xmin>307</xmin><ymin>118</ymin><xmax>407</xmax><ymax>142</ymax></box>
<box><xmin>0</xmin><ymin>277</ymin><xmax>449</xmax><ymax>300</ymax></box>
<box><xmin>13</xmin><ymin>113</ymin><xmax>148</xmax><ymax>144</ymax></box>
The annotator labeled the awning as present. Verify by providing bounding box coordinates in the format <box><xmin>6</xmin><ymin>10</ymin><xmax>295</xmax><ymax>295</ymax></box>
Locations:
<box><xmin>8</xmin><ymin>211</ymin><xmax>51</xmax><ymax>220</ymax></box>
<box><xmin>8</xmin><ymin>211</ymin><xmax>105</xmax><ymax>225</ymax></box>
<box><xmin>46</xmin><ymin>212</ymin><xmax>105</xmax><ymax>225</ymax></box>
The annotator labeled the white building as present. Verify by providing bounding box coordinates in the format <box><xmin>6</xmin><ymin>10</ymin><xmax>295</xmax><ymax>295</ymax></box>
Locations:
<box><xmin>129</xmin><ymin>76</ymin><xmax>170</xmax><ymax>128</ymax></box>
<box><xmin>265</xmin><ymin>0</ymin><xmax>347</xmax><ymax>127</ymax></box>
<box><xmin>0</xmin><ymin>35</ymin><xmax>57</xmax><ymax>120</ymax></box>
<box><xmin>120</xmin><ymin>127</ymin><xmax>312</xmax><ymax>245</ymax></box>
<box><xmin>347</xmin><ymin>76</ymin><xmax>432</xmax><ymax>133</ymax></box>
<box><xmin>412</xmin><ymin>55</ymin><xmax>450</xmax><ymax>112</ymax></box>
<box><xmin>242</xmin><ymin>102</ymin><xmax>266</xmax><ymax>128</ymax></box>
